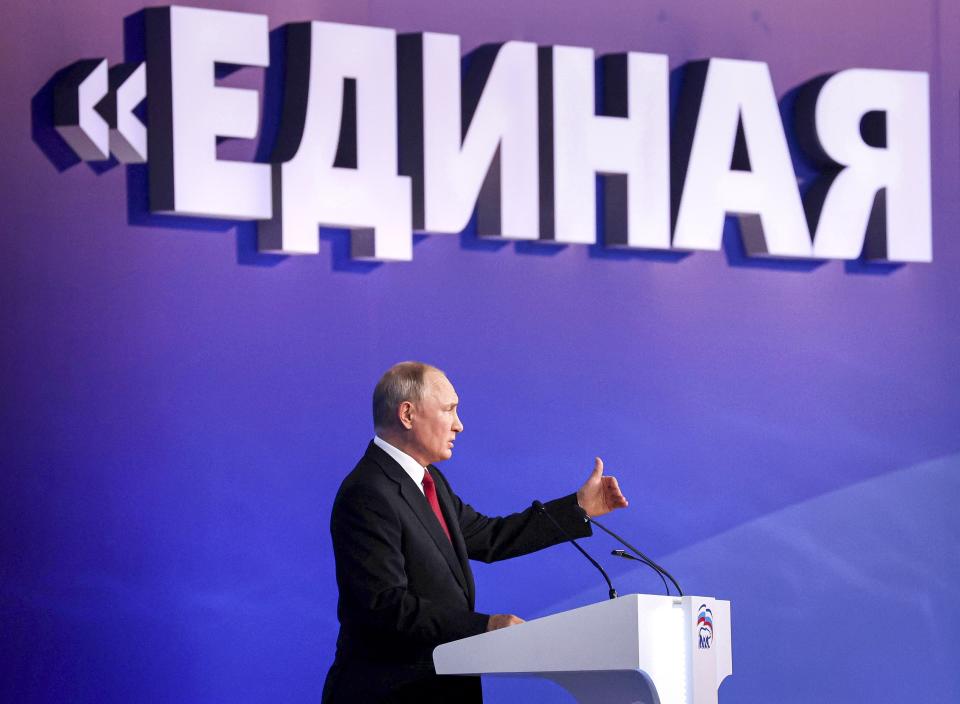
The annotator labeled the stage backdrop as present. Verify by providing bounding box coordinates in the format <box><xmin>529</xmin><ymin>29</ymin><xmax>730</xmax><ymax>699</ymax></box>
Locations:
<box><xmin>3</xmin><ymin>1</ymin><xmax>959</xmax><ymax>702</ymax></box>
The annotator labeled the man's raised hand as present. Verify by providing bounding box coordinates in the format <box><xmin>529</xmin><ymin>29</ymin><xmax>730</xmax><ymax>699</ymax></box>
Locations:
<box><xmin>576</xmin><ymin>457</ymin><xmax>629</xmax><ymax>517</ymax></box>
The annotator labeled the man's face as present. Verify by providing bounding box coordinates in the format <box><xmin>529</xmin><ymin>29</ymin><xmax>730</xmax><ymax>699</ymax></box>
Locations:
<box><xmin>406</xmin><ymin>371</ymin><xmax>464</xmax><ymax>466</ymax></box>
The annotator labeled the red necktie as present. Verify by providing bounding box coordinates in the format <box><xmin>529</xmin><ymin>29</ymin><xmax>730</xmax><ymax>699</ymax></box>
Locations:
<box><xmin>421</xmin><ymin>469</ymin><xmax>452</xmax><ymax>543</ymax></box>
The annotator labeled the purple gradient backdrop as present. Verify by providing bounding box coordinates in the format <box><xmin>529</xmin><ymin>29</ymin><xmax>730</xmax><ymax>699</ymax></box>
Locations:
<box><xmin>2</xmin><ymin>1</ymin><xmax>959</xmax><ymax>702</ymax></box>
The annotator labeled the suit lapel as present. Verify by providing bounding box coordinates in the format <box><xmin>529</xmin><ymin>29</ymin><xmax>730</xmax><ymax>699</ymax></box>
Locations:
<box><xmin>366</xmin><ymin>443</ymin><xmax>470</xmax><ymax>596</ymax></box>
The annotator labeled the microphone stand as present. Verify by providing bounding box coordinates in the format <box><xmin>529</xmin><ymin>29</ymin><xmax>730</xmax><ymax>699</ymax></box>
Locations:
<box><xmin>533</xmin><ymin>501</ymin><xmax>618</xmax><ymax>600</ymax></box>
<box><xmin>583</xmin><ymin>512</ymin><xmax>683</xmax><ymax>597</ymax></box>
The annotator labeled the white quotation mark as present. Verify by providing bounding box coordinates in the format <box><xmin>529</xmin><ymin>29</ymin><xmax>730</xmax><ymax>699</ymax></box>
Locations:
<box><xmin>54</xmin><ymin>59</ymin><xmax>147</xmax><ymax>163</ymax></box>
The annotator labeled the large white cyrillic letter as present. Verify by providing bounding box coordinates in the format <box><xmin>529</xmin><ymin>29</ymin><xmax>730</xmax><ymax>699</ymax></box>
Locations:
<box><xmin>539</xmin><ymin>47</ymin><xmax>671</xmax><ymax>248</ymax></box>
<box><xmin>800</xmin><ymin>69</ymin><xmax>931</xmax><ymax>262</ymax></box>
<box><xmin>145</xmin><ymin>6</ymin><xmax>271</xmax><ymax>219</ymax></box>
<box><xmin>673</xmin><ymin>59</ymin><xmax>810</xmax><ymax>257</ymax></box>
<box><xmin>259</xmin><ymin>22</ymin><xmax>411</xmax><ymax>260</ymax></box>
<box><xmin>399</xmin><ymin>35</ymin><xmax>539</xmax><ymax>238</ymax></box>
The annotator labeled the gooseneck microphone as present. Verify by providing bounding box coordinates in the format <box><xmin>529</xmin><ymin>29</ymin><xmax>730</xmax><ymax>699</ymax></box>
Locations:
<box><xmin>584</xmin><ymin>512</ymin><xmax>684</xmax><ymax>596</ymax></box>
<box><xmin>533</xmin><ymin>500</ymin><xmax>618</xmax><ymax>600</ymax></box>
<box><xmin>610</xmin><ymin>549</ymin><xmax>670</xmax><ymax>595</ymax></box>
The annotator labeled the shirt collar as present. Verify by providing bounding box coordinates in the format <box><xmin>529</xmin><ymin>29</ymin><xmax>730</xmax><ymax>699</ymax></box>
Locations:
<box><xmin>373</xmin><ymin>435</ymin><xmax>426</xmax><ymax>493</ymax></box>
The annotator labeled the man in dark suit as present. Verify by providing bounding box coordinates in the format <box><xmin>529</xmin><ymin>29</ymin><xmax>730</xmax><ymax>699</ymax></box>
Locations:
<box><xmin>322</xmin><ymin>362</ymin><xmax>628</xmax><ymax>703</ymax></box>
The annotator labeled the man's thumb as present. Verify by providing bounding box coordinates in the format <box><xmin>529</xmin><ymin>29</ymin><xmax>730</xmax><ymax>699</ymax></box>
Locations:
<box><xmin>592</xmin><ymin>457</ymin><xmax>604</xmax><ymax>477</ymax></box>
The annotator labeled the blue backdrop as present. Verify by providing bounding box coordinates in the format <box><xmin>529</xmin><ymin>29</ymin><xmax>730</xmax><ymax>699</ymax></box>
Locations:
<box><xmin>3</xmin><ymin>1</ymin><xmax>959</xmax><ymax>702</ymax></box>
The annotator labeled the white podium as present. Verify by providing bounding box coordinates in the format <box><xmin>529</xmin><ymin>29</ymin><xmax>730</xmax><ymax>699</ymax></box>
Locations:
<box><xmin>434</xmin><ymin>594</ymin><xmax>732</xmax><ymax>704</ymax></box>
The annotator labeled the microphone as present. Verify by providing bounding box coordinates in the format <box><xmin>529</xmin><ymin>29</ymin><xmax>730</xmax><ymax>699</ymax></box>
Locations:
<box><xmin>583</xmin><ymin>511</ymin><xmax>683</xmax><ymax>596</ymax></box>
<box><xmin>533</xmin><ymin>500</ymin><xmax>617</xmax><ymax>600</ymax></box>
<box><xmin>610</xmin><ymin>549</ymin><xmax>670</xmax><ymax>595</ymax></box>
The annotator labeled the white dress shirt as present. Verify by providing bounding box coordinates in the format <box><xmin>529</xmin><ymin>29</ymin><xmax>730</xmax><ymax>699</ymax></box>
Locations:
<box><xmin>373</xmin><ymin>435</ymin><xmax>426</xmax><ymax>495</ymax></box>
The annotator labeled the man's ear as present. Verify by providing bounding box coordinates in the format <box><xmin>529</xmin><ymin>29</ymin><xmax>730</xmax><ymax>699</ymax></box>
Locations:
<box><xmin>398</xmin><ymin>401</ymin><xmax>415</xmax><ymax>430</ymax></box>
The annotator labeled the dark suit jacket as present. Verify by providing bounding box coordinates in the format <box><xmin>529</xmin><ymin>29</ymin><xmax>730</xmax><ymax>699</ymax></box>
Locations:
<box><xmin>321</xmin><ymin>441</ymin><xmax>592</xmax><ymax>703</ymax></box>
